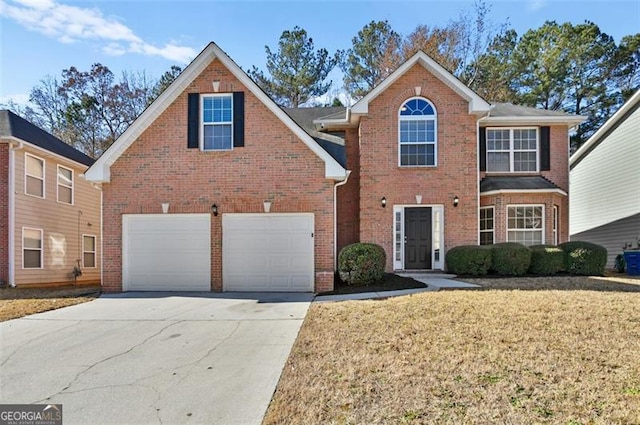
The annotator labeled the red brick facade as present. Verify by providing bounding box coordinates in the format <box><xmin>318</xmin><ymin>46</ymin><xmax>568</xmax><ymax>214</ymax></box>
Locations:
<box><xmin>355</xmin><ymin>66</ymin><xmax>479</xmax><ymax>271</ymax></box>
<box><xmin>101</xmin><ymin>59</ymin><xmax>335</xmax><ymax>293</ymax></box>
<box><xmin>480</xmin><ymin>125</ymin><xmax>570</xmax><ymax>245</ymax></box>
<box><xmin>0</xmin><ymin>144</ymin><xmax>8</xmax><ymax>284</ymax></box>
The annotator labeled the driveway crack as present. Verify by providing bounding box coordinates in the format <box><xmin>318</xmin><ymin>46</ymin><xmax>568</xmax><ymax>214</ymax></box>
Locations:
<box><xmin>1</xmin><ymin>321</ymin><xmax>81</xmax><ymax>367</ymax></box>
<box><xmin>32</xmin><ymin>320</ymin><xmax>183</xmax><ymax>404</ymax></box>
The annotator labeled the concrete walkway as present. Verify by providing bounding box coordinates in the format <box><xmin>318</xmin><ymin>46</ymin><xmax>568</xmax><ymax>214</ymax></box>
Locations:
<box><xmin>315</xmin><ymin>274</ymin><xmax>479</xmax><ymax>302</ymax></box>
<box><xmin>0</xmin><ymin>292</ymin><xmax>312</xmax><ymax>425</ymax></box>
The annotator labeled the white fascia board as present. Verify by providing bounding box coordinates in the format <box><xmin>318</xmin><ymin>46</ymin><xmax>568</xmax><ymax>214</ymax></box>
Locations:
<box><xmin>570</xmin><ymin>89</ymin><xmax>640</xmax><ymax>166</ymax></box>
<box><xmin>351</xmin><ymin>52</ymin><xmax>491</xmax><ymax>116</ymax></box>
<box><xmin>480</xmin><ymin>188</ymin><xmax>568</xmax><ymax>197</ymax></box>
<box><xmin>482</xmin><ymin>116</ymin><xmax>587</xmax><ymax>128</ymax></box>
<box><xmin>85</xmin><ymin>42</ymin><xmax>346</xmax><ymax>182</ymax></box>
<box><xmin>3</xmin><ymin>136</ymin><xmax>91</xmax><ymax>171</ymax></box>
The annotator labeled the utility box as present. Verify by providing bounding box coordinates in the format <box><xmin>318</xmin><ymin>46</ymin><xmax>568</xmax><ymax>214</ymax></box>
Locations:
<box><xmin>623</xmin><ymin>250</ymin><xmax>640</xmax><ymax>276</ymax></box>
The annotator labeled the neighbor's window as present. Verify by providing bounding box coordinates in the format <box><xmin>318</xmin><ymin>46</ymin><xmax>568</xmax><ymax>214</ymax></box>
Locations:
<box><xmin>57</xmin><ymin>165</ymin><xmax>73</xmax><ymax>204</ymax></box>
<box><xmin>480</xmin><ymin>207</ymin><xmax>494</xmax><ymax>245</ymax></box>
<box><xmin>23</xmin><ymin>228</ymin><xmax>43</xmax><ymax>269</ymax></box>
<box><xmin>507</xmin><ymin>205</ymin><xmax>544</xmax><ymax>246</ymax></box>
<box><xmin>202</xmin><ymin>94</ymin><xmax>233</xmax><ymax>150</ymax></box>
<box><xmin>25</xmin><ymin>153</ymin><xmax>45</xmax><ymax>197</ymax></box>
<box><xmin>399</xmin><ymin>97</ymin><xmax>437</xmax><ymax>166</ymax></box>
<box><xmin>83</xmin><ymin>235</ymin><xmax>96</xmax><ymax>268</ymax></box>
<box><xmin>487</xmin><ymin>128</ymin><xmax>538</xmax><ymax>172</ymax></box>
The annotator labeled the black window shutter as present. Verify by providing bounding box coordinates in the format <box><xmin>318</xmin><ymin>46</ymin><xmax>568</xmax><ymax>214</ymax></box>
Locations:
<box><xmin>540</xmin><ymin>126</ymin><xmax>551</xmax><ymax>171</ymax></box>
<box><xmin>233</xmin><ymin>92</ymin><xmax>244</xmax><ymax>147</ymax></box>
<box><xmin>187</xmin><ymin>93</ymin><xmax>199</xmax><ymax>149</ymax></box>
<box><xmin>479</xmin><ymin>127</ymin><xmax>487</xmax><ymax>171</ymax></box>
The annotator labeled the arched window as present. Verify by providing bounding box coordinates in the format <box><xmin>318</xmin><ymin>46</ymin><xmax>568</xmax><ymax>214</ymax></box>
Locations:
<box><xmin>398</xmin><ymin>97</ymin><xmax>437</xmax><ymax>166</ymax></box>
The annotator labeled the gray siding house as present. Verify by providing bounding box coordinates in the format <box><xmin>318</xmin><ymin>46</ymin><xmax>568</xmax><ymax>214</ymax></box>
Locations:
<box><xmin>570</xmin><ymin>90</ymin><xmax>640</xmax><ymax>267</ymax></box>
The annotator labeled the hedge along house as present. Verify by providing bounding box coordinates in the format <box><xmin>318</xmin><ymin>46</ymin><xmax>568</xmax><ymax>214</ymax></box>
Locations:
<box><xmin>85</xmin><ymin>42</ymin><xmax>584</xmax><ymax>293</ymax></box>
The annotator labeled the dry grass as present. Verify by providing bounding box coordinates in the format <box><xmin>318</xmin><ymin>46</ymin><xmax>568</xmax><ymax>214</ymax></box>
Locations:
<box><xmin>0</xmin><ymin>285</ymin><xmax>101</xmax><ymax>321</ymax></box>
<box><xmin>264</xmin><ymin>277</ymin><xmax>640</xmax><ymax>424</ymax></box>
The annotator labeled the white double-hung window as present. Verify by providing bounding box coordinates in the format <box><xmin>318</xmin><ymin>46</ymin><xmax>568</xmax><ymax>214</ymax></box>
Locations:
<box><xmin>487</xmin><ymin>128</ymin><xmax>538</xmax><ymax>172</ymax></box>
<box><xmin>201</xmin><ymin>94</ymin><xmax>233</xmax><ymax>151</ymax></box>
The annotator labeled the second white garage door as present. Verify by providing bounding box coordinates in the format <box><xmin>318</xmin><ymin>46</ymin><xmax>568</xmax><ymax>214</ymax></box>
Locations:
<box><xmin>223</xmin><ymin>214</ymin><xmax>314</xmax><ymax>292</ymax></box>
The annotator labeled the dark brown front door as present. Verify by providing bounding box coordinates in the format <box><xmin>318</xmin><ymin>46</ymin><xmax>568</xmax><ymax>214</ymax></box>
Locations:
<box><xmin>404</xmin><ymin>207</ymin><xmax>432</xmax><ymax>269</ymax></box>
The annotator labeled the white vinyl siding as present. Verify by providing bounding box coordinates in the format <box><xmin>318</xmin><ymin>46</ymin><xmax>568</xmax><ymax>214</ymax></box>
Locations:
<box><xmin>570</xmin><ymin>105</ymin><xmax>640</xmax><ymax>235</ymax></box>
<box><xmin>25</xmin><ymin>153</ymin><xmax>45</xmax><ymax>198</ymax></box>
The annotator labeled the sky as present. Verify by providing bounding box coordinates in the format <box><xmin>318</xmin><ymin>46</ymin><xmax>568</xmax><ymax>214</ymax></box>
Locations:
<box><xmin>1</xmin><ymin>0</ymin><xmax>639</xmax><ymax>107</ymax></box>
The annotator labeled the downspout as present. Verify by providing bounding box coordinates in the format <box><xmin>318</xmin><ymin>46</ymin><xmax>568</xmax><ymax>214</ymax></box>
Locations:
<box><xmin>8</xmin><ymin>141</ymin><xmax>23</xmax><ymax>287</ymax></box>
<box><xmin>333</xmin><ymin>170</ymin><xmax>352</xmax><ymax>270</ymax></box>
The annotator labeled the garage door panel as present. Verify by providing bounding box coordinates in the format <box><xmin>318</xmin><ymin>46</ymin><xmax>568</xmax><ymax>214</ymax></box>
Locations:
<box><xmin>123</xmin><ymin>214</ymin><xmax>210</xmax><ymax>291</ymax></box>
<box><xmin>223</xmin><ymin>214</ymin><xmax>314</xmax><ymax>292</ymax></box>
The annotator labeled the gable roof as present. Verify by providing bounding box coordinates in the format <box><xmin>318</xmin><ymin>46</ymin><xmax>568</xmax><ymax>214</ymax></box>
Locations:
<box><xmin>0</xmin><ymin>110</ymin><xmax>94</xmax><ymax>167</ymax></box>
<box><xmin>350</xmin><ymin>51</ymin><xmax>491</xmax><ymax>116</ymax></box>
<box><xmin>85</xmin><ymin>42</ymin><xmax>347</xmax><ymax>183</ymax></box>
<box><xmin>570</xmin><ymin>89</ymin><xmax>640</xmax><ymax>167</ymax></box>
<box><xmin>482</xmin><ymin>103</ymin><xmax>586</xmax><ymax>128</ymax></box>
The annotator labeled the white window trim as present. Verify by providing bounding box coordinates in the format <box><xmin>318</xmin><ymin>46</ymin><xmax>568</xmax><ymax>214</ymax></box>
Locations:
<box><xmin>392</xmin><ymin>204</ymin><xmax>445</xmax><ymax>270</ymax></box>
<box><xmin>82</xmin><ymin>234</ymin><xmax>97</xmax><ymax>268</ymax></box>
<box><xmin>56</xmin><ymin>164</ymin><xmax>74</xmax><ymax>205</ymax></box>
<box><xmin>22</xmin><ymin>227</ymin><xmax>43</xmax><ymax>269</ymax></box>
<box><xmin>398</xmin><ymin>96</ymin><xmax>438</xmax><ymax>168</ymax></box>
<box><xmin>24</xmin><ymin>152</ymin><xmax>45</xmax><ymax>199</ymax></box>
<box><xmin>486</xmin><ymin>127</ymin><xmax>539</xmax><ymax>173</ymax></box>
<box><xmin>200</xmin><ymin>93</ymin><xmax>234</xmax><ymax>152</ymax></box>
<box><xmin>479</xmin><ymin>206</ymin><xmax>495</xmax><ymax>245</ymax></box>
<box><xmin>553</xmin><ymin>205</ymin><xmax>558</xmax><ymax>246</ymax></box>
<box><xmin>506</xmin><ymin>204</ymin><xmax>545</xmax><ymax>245</ymax></box>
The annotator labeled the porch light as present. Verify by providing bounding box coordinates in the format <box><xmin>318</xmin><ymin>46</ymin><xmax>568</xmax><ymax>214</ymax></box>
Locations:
<box><xmin>453</xmin><ymin>196</ymin><xmax>459</xmax><ymax>207</ymax></box>
<box><xmin>381</xmin><ymin>197</ymin><xmax>387</xmax><ymax>208</ymax></box>
<box><xmin>263</xmin><ymin>200</ymin><xmax>272</xmax><ymax>213</ymax></box>
<box><xmin>211</xmin><ymin>204</ymin><xmax>219</xmax><ymax>216</ymax></box>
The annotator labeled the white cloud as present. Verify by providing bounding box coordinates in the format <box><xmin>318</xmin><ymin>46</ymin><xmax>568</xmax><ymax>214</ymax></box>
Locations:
<box><xmin>0</xmin><ymin>0</ymin><xmax>196</xmax><ymax>62</ymax></box>
<box><xmin>528</xmin><ymin>0</ymin><xmax>547</xmax><ymax>12</ymax></box>
<box><xmin>0</xmin><ymin>93</ymin><xmax>30</xmax><ymax>106</ymax></box>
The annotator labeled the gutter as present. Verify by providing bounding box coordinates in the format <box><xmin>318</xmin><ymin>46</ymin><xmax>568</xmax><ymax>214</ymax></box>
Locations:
<box><xmin>333</xmin><ymin>170</ymin><xmax>352</xmax><ymax>270</ymax></box>
<box><xmin>8</xmin><ymin>141</ymin><xmax>23</xmax><ymax>287</ymax></box>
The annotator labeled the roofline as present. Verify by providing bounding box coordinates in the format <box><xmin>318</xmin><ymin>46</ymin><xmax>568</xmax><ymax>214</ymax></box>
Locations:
<box><xmin>85</xmin><ymin>42</ymin><xmax>346</xmax><ymax>182</ymax></box>
<box><xmin>480</xmin><ymin>188</ymin><xmax>568</xmax><ymax>196</ymax></box>
<box><xmin>480</xmin><ymin>115</ymin><xmax>587</xmax><ymax>128</ymax></box>
<box><xmin>1</xmin><ymin>136</ymin><xmax>92</xmax><ymax>170</ymax></box>
<box><xmin>350</xmin><ymin>51</ymin><xmax>491</xmax><ymax>116</ymax></box>
<box><xmin>570</xmin><ymin>89</ymin><xmax>640</xmax><ymax>166</ymax></box>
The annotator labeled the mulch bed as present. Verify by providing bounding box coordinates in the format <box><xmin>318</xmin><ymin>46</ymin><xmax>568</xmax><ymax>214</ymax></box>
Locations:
<box><xmin>319</xmin><ymin>273</ymin><xmax>426</xmax><ymax>295</ymax></box>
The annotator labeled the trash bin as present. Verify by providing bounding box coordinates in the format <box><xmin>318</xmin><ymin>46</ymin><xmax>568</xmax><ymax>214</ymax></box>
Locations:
<box><xmin>623</xmin><ymin>250</ymin><xmax>640</xmax><ymax>276</ymax></box>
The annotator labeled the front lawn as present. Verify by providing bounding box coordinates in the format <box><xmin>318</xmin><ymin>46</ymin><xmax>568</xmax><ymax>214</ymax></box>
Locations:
<box><xmin>264</xmin><ymin>276</ymin><xmax>640</xmax><ymax>424</ymax></box>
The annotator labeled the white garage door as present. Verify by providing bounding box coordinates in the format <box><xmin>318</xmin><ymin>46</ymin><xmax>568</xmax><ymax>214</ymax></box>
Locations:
<box><xmin>223</xmin><ymin>214</ymin><xmax>314</xmax><ymax>292</ymax></box>
<box><xmin>123</xmin><ymin>214</ymin><xmax>210</xmax><ymax>291</ymax></box>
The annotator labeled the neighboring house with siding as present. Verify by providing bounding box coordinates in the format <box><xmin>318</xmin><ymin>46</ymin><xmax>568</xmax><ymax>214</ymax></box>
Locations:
<box><xmin>570</xmin><ymin>90</ymin><xmax>640</xmax><ymax>267</ymax></box>
<box><xmin>0</xmin><ymin>110</ymin><xmax>101</xmax><ymax>287</ymax></box>
<box><xmin>85</xmin><ymin>42</ymin><xmax>583</xmax><ymax>293</ymax></box>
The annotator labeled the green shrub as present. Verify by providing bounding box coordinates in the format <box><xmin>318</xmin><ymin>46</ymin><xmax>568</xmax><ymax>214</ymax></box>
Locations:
<box><xmin>528</xmin><ymin>245</ymin><xmax>565</xmax><ymax>275</ymax></box>
<box><xmin>338</xmin><ymin>243</ymin><xmax>386</xmax><ymax>285</ymax></box>
<box><xmin>445</xmin><ymin>245</ymin><xmax>492</xmax><ymax>276</ymax></box>
<box><xmin>560</xmin><ymin>241</ymin><xmax>607</xmax><ymax>275</ymax></box>
<box><xmin>614</xmin><ymin>254</ymin><xmax>626</xmax><ymax>273</ymax></box>
<box><xmin>489</xmin><ymin>243</ymin><xmax>532</xmax><ymax>276</ymax></box>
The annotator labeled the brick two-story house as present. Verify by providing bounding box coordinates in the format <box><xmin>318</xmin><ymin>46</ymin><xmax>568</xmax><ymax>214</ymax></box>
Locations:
<box><xmin>86</xmin><ymin>42</ymin><xmax>583</xmax><ymax>293</ymax></box>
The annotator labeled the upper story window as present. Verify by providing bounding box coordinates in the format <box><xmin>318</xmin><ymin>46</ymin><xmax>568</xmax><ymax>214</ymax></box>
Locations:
<box><xmin>57</xmin><ymin>165</ymin><xmax>73</xmax><ymax>204</ymax></box>
<box><xmin>399</xmin><ymin>97</ymin><xmax>437</xmax><ymax>167</ymax></box>
<box><xmin>487</xmin><ymin>128</ymin><xmax>538</xmax><ymax>172</ymax></box>
<box><xmin>25</xmin><ymin>153</ymin><xmax>45</xmax><ymax>198</ymax></box>
<box><xmin>201</xmin><ymin>94</ymin><xmax>233</xmax><ymax>151</ymax></box>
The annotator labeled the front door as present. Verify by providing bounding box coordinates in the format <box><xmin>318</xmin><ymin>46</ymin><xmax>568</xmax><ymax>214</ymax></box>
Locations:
<box><xmin>404</xmin><ymin>207</ymin><xmax>432</xmax><ymax>269</ymax></box>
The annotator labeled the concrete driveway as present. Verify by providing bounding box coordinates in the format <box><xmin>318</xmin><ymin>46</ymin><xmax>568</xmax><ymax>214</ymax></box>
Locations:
<box><xmin>0</xmin><ymin>292</ymin><xmax>312</xmax><ymax>425</ymax></box>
